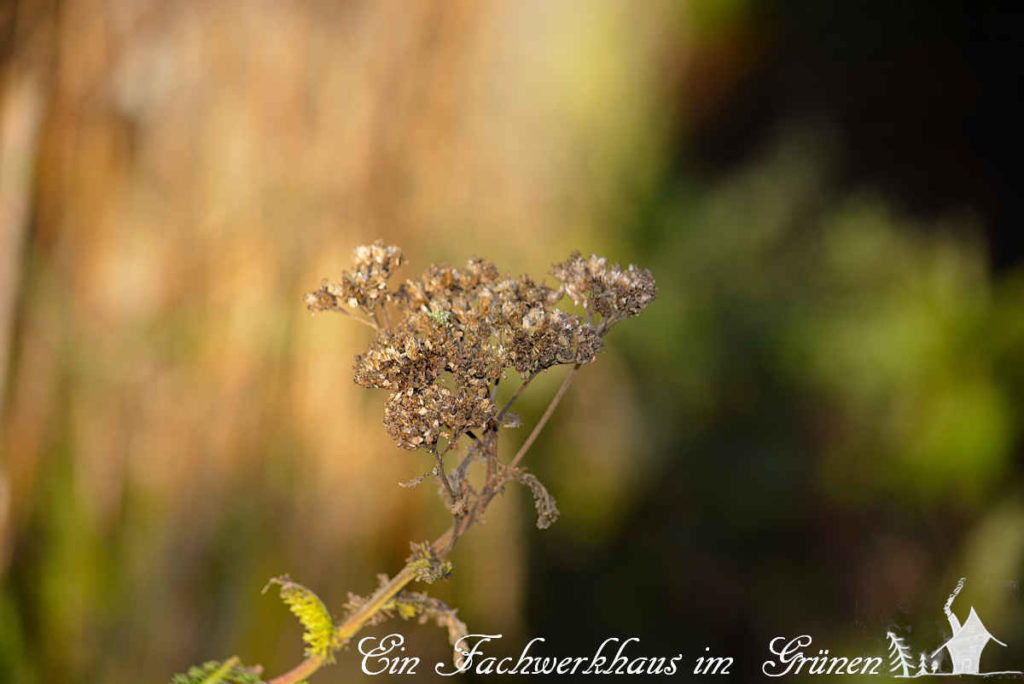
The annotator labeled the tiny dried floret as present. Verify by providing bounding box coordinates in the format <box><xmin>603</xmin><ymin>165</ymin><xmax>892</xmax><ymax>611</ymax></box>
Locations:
<box><xmin>504</xmin><ymin>308</ymin><xmax>602</xmax><ymax>374</ymax></box>
<box><xmin>551</xmin><ymin>251</ymin><xmax>657</xmax><ymax>322</ymax></box>
<box><xmin>306</xmin><ymin>241</ymin><xmax>405</xmax><ymax>316</ymax></box>
<box><xmin>384</xmin><ymin>384</ymin><xmax>495</xmax><ymax>449</ymax></box>
<box><xmin>396</xmin><ymin>260</ymin><xmax>502</xmax><ymax>314</ymax></box>
<box><xmin>354</xmin><ymin>320</ymin><xmax>449</xmax><ymax>390</ymax></box>
<box><xmin>385</xmin><ymin>388</ymin><xmax>444</xmax><ymax>449</ymax></box>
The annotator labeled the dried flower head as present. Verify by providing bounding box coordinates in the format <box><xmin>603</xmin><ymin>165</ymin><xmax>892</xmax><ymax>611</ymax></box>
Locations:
<box><xmin>307</xmin><ymin>243</ymin><xmax>654</xmax><ymax>451</ymax></box>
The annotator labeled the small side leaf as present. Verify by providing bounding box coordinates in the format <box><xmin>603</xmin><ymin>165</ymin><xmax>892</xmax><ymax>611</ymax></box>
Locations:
<box><xmin>264</xmin><ymin>576</ymin><xmax>337</xmax><ymax>661</ymax></box>
<box><xmin>407</xmin><ymin>541</ymin><xmax>453</xmax><ymax>583</ymax></box>
<box><xmin>512</xmin><ymin>470</ymin><xmax>560</xmax><ymax>529</ymax></box>
<box><xmin>387</xmin><ymin>591</ymin><xmax>469</xmax><ymax>668</ymax></box>
<box><xmin>500</xmin><ymin>412</ymin><xmax>522</xmax><ymax>428</ymax></box>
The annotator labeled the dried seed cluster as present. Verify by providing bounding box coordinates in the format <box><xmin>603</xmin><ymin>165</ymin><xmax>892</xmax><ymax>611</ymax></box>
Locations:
<box><xmin>305</xmin><ymin>242</ymin><xmax>406</xmax><ymax>317</ymax></box>
<box><xmin>384</xmin><ymin>385</ymin><xmax>494</xmax><ymax>449</ymax></box>
<box><xmin>550</xmin><ymin>251</ymin><xmax>658</xmax><ymax>323</ymax></box>
<box><xmin>307</xmin><ymin>242</ymin><xmax>656</xmax><ymax>451</ymax></box>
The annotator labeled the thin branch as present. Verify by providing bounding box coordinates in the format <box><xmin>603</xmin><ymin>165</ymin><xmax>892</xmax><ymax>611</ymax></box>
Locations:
<box><xmin>323</xmin><ymin>304</ymin><xmax>379</xmax><ymax>330</ymax></box>
<box><xmin>508</xmin><ymin>364</ymin><xmax>580</xmax><ymax>469</ymax></box>
<box><xmin>398</xmin><ymin>467</ymin><xmax>433</xmax><ymax>489</ymax></box>
<box><xmin>268</xmin><ymin>654</ymin><xmax>325</xmax><ymax>684</ymax></box>
<box><xmin>454</xmin><ymin>434</ymin><xmax>482</xmax><ymax>479</ymax></box>
<box><xmin>432</xmin><ymin>447</ymin><xmax>456</xmax><ymax>503</ymax></box>
<box><xmin>493</xmin><ymin>371</ymin><xmax>539</xmax><ymax>425</ymax></box>
<box><xmin>336</xmin><ymin>564</ymin><xmax>420</xmax><ymax>643</ymax></box>
<box><xmin>447</xmin><ymin>365</ymin><xmax>581</xmax><ymax>548</ymax></box>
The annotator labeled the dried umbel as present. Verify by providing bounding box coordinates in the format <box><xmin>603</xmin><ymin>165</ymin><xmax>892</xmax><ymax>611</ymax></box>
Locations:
<box><xmin>307</xmin><ymin>242</ymin><xmax>657</xmax><ymax>453</ymax></box>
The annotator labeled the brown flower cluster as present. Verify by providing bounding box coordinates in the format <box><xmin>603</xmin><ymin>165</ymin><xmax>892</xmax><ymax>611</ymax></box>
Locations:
<box><xmin>308</xmin><ymin>243</ymin><xmax>656</xmax><ymax>451</ymax></box>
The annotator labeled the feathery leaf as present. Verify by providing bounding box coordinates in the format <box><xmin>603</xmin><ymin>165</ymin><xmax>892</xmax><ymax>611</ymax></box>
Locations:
<box><xmin>264</xmin><ymin>576</ymin><xmax>337</xmax><ymax>660</ymax></box>
<box><xmin>169</xmin><ymin>657</ymin><xmax>263</xmax><ymax>684</ymax></box>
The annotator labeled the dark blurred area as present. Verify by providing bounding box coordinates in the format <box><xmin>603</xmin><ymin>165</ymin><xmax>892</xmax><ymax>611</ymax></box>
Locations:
<box><xmin>1</xmin><ymin>1</ymin><xmax>1022</xmax><ymax>683</ymax></box>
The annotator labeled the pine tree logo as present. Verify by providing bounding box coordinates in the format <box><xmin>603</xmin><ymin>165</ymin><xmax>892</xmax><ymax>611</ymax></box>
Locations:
<box><xmin>887</xmin><ymin>578</ymin><xmax>1021</xmax><ymax>678</ymax></box>
<box><xmin>887</xmin><ymin>631</ymin><xmax>915</xmax><ymax>677</ymax></box>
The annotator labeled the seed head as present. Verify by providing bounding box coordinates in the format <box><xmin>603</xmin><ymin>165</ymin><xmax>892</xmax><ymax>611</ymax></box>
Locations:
<box><xmin>307</xmin><ymin>244</ymin><xmax>654</xmax><ymax>451</ymax></box>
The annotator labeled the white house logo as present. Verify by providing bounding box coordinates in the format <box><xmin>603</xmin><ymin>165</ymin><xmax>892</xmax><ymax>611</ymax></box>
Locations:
<box><xmin>886</xmin><ymin>578</ymin><xmax>1020</xmax><ymax>678</ymax></box>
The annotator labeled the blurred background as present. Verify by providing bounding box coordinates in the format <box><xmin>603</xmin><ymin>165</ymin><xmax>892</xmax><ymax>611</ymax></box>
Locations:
<box><xmin>2</xmin><ymin>0</ymin><xmax>1023</xmax><ymax>681</ymax></box>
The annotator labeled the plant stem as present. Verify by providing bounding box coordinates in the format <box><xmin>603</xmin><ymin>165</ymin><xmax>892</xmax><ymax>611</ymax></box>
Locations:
<box><xmin>493</xmin><ymin>371</ymin><xmax>539</xmax><ymax>424</ymax></box>
<box><xmin>324</xmin><ymin>304</ymin><xmax>379</xmax><ymax>330</ymax></box>
<box><xmin>508</xmin><ymin>363</ymin><xmax>579</xmax><ymax>469</ymax></box>
<box><xmin>335</xmin><ymin>565</ymin><xmax>420</xmax><ymax>643</ymax></box>
<box><xmin>432</xmin><ymin>447</ymin><xmax>456</xmax><ymax>502</ymax></box>
<box><xmin>268</xmin><ymin>654</ymin><xmax>325</xmax><ymax>684</ymax></box>
<box><xmin>447</xmin><ymin>364</ymin><xmax>580</xmax><ymax>549</ymax></box>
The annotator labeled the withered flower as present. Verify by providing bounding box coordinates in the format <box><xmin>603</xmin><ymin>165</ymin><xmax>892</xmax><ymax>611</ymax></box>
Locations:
<box><xmin>308</xmin><ymin>243</ymin><xmax>654</xmax><ymax>451</ymax></box>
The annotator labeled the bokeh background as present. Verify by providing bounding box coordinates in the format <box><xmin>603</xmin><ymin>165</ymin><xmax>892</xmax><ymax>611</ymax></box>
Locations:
<box><xmin>2</xmin><ymin>0</ymin><xmax>1023</xmax><ymax>682</ymax></box>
